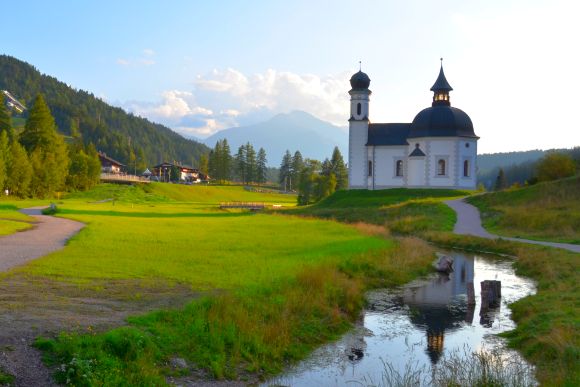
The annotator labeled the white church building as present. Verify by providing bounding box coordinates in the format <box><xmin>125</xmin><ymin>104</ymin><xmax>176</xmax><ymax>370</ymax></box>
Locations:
<box><xmin>348</xmin><ymin>63</ymin><xmax>479</xmax><ymax>190</ymax></box>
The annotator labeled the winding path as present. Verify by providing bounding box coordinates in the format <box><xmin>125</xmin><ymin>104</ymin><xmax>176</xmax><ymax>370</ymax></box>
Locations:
<box><xmin>0</xmin><ymin>207</ymin><xmax>85</xmax><ymax>272</ymax></box>
<box><xmin>445</xmin><ymin>198</ymin><xmax>580</xmax><ymax>253</ymax></box>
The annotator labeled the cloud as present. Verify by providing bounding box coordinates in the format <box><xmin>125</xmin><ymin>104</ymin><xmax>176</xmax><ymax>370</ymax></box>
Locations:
<box><xmin>115</xmin><ymin>49</ymin><xmax>156</xmax><ymax>67</ymax></box>
<box><xmin>124</xmin><ymin>68</ymin><xmax>350</xmax><ymax>137</ymax></box>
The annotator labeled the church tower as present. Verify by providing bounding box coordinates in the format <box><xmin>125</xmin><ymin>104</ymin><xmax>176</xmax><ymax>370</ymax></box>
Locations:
<box><xmin>348</xmin><ymin>68</ymin><xmax>371</xmax><ymax>189</ymax></box>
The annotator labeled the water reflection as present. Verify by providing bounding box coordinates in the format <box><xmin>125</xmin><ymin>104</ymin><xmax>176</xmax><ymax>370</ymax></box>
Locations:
<box><xmin>265</xmin><ymin>252</ymin><xmax>536</xmax><ymax>387</ymax></box>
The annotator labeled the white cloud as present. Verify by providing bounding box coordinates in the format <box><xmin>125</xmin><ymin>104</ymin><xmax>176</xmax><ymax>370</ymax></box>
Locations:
<box><xmin>115</xmin><ymin>49</ymin><xmax>156</xmax><ymax>67</ymax></box>
<box><xmin>143</xmin><ymin>48</ymin><xmax>155</xmax><ymax>56</ymax></box>
<box><xmin>124</xmin><ymin>68</ymin><xmax>351</xmax><ymax>137</ymax></box>
<box><xmin>116</xmin><ymin>58</ymin><xmax>130</xmax><ymax>66</ymax></box>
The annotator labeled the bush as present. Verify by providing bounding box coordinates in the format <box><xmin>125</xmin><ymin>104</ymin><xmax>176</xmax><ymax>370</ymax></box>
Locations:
<box><xmin>536</xmin><ymin>153</ymin><xmax>576</xmax><ymax>182</ymax></box>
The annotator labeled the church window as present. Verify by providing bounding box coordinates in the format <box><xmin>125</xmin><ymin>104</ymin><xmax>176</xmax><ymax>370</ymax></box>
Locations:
<box><xmin>465</xmin><ymin>143</ymin><xmax>470</xmax><ymax>148</ymax></box>
<box><xmin>463</xmin><ymin>160</ymin><xmax>470</xmax><ymax>177</ymax></box>
<box><xmin>437</xmin><ymin>159</ymin><xmax>446</xmax><ymax>176</ymax></box>
<box><xmin>357</xmin><ymin>103</ymin><xmax>362</xmax><ymax>115</ymax></box>
<box><xmin>396</xmin><ymin>160</ymin><xmax>403</xmax><ymax>177</ymax></box>
<box><xmin>368</xmin><ymin>161</ymin><xmax>372</xmax><ymax>176</ymax></box>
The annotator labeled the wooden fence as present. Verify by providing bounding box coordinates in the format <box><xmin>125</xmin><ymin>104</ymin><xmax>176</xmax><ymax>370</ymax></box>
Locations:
<box><xmin>220</xmin><ymin>202</ymin><xmax>266</xmax><ymax>210</ymax></box>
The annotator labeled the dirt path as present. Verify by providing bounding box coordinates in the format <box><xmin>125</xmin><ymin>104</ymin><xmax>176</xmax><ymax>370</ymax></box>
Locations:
<box><xmin>0</xmin><ymin>207</ymin><xmax>85</xmax><ymax>272</ymax></box>
<box><xmin>0</xmin><ymin>207</ymin><xmax>84</xmax><ymax>386</ymax></box>
<box><xmin>445</xmin><ymin>198</ymin><xmax>580</xmax><ymax>253</ymax></box>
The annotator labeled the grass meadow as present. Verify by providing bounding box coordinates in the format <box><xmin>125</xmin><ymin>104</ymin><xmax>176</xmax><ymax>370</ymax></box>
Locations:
<box><xmin>0</xmin><ymin>204</ymin><xmax>34</xmax><ymax>235</ymax></box>
<box><xmin>1</xmin><ymin>182</ymin><xmax>577</xmax><ymax>385</ymax></box>
<box><xmin>0</xmin><ymin>183</ymin><xmax>438</xmax><ymax>385</ymax></box>
<box><xmin>468</xmin><ymin>176</ymin><xmax>580</xmax><ymax>243</ymax></box>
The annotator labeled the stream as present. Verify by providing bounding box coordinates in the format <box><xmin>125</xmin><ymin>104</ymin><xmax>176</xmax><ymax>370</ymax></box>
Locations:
<box><xmin>264</xmin><ymin>251</ymin><xmax>536</xmax><ymax>386</ymax></box>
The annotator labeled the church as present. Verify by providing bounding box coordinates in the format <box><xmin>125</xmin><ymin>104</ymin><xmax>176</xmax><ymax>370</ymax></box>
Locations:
<box><xmin>348</xmin><ymin>62</ymin><xmax>479</xmax><ymax>190</ymax></box>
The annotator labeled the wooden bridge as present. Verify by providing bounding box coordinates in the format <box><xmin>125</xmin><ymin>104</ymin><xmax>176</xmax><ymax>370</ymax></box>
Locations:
<box><xmin>100</xmin><ymin>173</ymin><xmax>150</xmax><ymax>184</ymax></box>
<box><xmin>219</xmin><ymin>202</ymin><xmax>266</xmax><ymax>210</ymax></box>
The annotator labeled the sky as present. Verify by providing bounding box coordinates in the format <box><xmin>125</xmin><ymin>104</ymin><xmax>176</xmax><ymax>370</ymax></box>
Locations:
<box><xmin>3</xmin><ymin>0</ymin><xmax>579</xmax><ymax>154</ymax></box>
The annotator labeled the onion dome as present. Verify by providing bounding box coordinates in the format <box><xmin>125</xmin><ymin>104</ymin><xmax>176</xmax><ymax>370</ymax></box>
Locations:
<box><xmin>350</xmin><ymin>70</ymin><xmax>370</xmax><ymax>90</ymax></box>
<box><xmin>409</xmin><ymin>106</ymin><xmax>476</xmax><ymax>138</ymax></box>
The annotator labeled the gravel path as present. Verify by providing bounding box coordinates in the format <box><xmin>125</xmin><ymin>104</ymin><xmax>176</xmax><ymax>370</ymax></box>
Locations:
<box><xmin>0</xmin><ymin>207</ymin><xmax>85</xmax><ymax>272</ymax></box>
<box><xmin>445</xmin><ymin>198</ymin><xmax>580</xmax><ymax>253</ymax></box>
<box><xmin>0</xmin><ymin>207</ymin><xmax>84</xmax><ymax>386</ymax></box>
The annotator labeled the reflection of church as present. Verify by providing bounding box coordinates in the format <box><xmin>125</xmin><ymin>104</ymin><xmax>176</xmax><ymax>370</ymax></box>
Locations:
<box><xmin>401</xmin><ymin>254</ymin><xmax>475</xmax><ymax>364</ymax></box>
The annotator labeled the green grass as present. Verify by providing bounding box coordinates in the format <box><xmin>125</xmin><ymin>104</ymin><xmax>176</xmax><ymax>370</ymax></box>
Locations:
<box><xmin>289</xmin><ymin>188</ymin><xmax>468</xmax><ymax>234</ymax></box>
<box><xmin>0</xmin><ymin>203</ymin><xmax>34</xmax><ymax>235</ymax></box>
<box><xmin>468</xmin><ymin>176</ymin><xmax>580</xmax><ymax>244</ymax></box>
<box><xmin>0</xmin><ymin>369</ymin><xmax>14</xmax><ymax>385</ymax></box>
<box><xmin>4</xmin><ymin>183</ymin><xmax>439</xmax><ymax>385</ymax></box>
<box><xmin>423</xmin><ymin>232</ymin><xmax>579</xmax><ymax>386</ymax></box>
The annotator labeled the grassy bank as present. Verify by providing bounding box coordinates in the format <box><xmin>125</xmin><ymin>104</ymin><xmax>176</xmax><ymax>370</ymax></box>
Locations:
<box><xmin>295</xmin><ymin>186</ymin><xmax>579</xmax><ymax>385</ymax></box>
<box><xmin>423</xmin><ymin>232</ymin><xmax>579</xmax><ymax>386</ymax></box>
<box><xmin>288</xmin><ymin>188</ymin><xmax>468</xmax><ymax>233</ymax></box>
<box><xmin>468</xmin><ymin>176</ymin><xmax>580</xmax><ymax>244</ymax></box>
<box><xmin>0</xmin><ymin>203</ymin><xmax>34</xmax><ymax>236</ymax></box>
<box><xmin>0</xmin><ymin>183</ymin><xmax>436</xmax><ymax>384</ymax></box>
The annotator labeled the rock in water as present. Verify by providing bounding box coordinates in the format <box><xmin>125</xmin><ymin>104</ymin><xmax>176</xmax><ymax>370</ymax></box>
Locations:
<box><xmin>434</xmin><ymin>255</ymin><xmax>454</xmax><ymax>273</ymax></box>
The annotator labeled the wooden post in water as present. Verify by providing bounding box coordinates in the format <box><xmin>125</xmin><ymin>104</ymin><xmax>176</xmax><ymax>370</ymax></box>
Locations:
<box><xmin>480</xmin><ymin>280</ymin><xmax>501</xmax><ymax>309</ymax></box>
<box><xmin>467</xmin><ymin>282</ymin><xmax>476</xmax><ymax>305</ymax></box>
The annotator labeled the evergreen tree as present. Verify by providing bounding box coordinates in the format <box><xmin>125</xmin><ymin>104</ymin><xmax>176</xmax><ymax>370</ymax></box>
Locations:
<box><xmin>235</xmin><ymin>144</ymin><xmax>247</xmax><ymax>183</ymax></box>
<box><xmin>321</xmin><ymin>158</ymin><xmax>332</xmax><ymax>176</ymax></box>
<box><xmin>279</xmin><ymin>150</ymin><xmax>292</xmax><ymax>190</ymax></box>
<box><xmin>6</xmin><ymin>141</ymin><xmax>32</xmax><ymax>197</ymax></box>
<box><xmin>220</xmin><ymin>139</ymin><xmax>232</xmax><ymax>181</ymax></box>
<box><xmin>246</xmin><ymin>142</ymin><xmax>257</xmax><ymax>184</ymax></box>
<box><xmin>20</xmin><ymin>94</ymin><xmax>69</xmax><ymax>196</ymax></box>
<box><xmin>0</xmin><ymin>131</ymin><xmax>8</xmax><ymax>190</ymax></box>
<box><xmin>0</xmin><ymin>95</ymin><xmax>14</xmax><ymax>141</ymax></box>
<box><xmin>199</xmin><ymin>153</ymin><xmax>209</xmax><ymax>176</ymax></box>
<box><xmin>208</xmin><ymin>149</ymin><xmax>217</xmax><ymax>179</ymax></box>
<box><xmin>330</xmin><ymin>146</ymin><xmax>348</xmax><ymax>189</ymax></box>
<box><xmin>256</xmin><ymin>148</ymin><xmax>268</xmax><ymax>184</ymax></box>
<box><xmin>494</xmin><ymin>168</ymin><xmax>507</xmax><ymax>191</ymax></box>
<box><xmin>290</xmin><ymin>151</ymin><xmax>304</xmax><ymax>189</ymax></box>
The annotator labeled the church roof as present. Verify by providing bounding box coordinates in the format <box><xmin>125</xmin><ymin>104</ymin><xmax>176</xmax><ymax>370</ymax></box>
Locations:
<box><xmin>409</xmin><ymin>105</ymin><xmax>477</xmax><ymax>138</ymax></box>
<box><xmin>350</xmin><ymin>70</ymin><xmax>371</xmax><ymax>90</ymax></box>
<box><xmin>430</xmin><ymin>64</ymin><xmax>453</xmax><ymax>92</ymax></box>
<box><xmin>366</xmin><ymin>123</ymin><xmax>410</xmax><ymax>146</ymax></box>
<box><xmin>409</xmin><ymin>146</ymin><xmax>426</xmax><ymax>157</ymax></box>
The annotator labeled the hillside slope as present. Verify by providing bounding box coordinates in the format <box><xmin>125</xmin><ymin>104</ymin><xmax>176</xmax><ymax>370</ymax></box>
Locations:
<box><xmin>0</xmin><ymin>55</ymin><xmax>209</xmax><ymax>167</ymax></box>
<box><xmin>468</xmin><ymin>176</ymin><xmax>580</xmax><ymax>243</ymax></box>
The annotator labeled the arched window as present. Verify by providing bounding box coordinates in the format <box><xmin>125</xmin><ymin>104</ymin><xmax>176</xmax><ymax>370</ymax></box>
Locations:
<box><xmin>368</xmin><ymin>160</ymin><xmax>373</xmax><ymax>176</ymax></box>
<box><xmin>396</xmin><ymin>160</ymin><xmax>403</xmax><ymax>177</ymax></box>
<box><xmin>463</xmin><ymin>160</ymin><xmax>470</xmax><ymax>177</ymax></box>
<box><xmin>437</xmin><ymin>159</ymin><xmax>446</xmax><ymax>176</ymax></box>
<box><xmin>357</xmin><ymin>103</ymin><xmax>362</xmax><ymax>115</ymax></box>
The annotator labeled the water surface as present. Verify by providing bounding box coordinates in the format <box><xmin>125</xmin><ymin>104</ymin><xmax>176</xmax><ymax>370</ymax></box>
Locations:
<box><xmin>265</xmin><ymin>251</ymin><xmax>535</xmax><ymax>386</ymax></box>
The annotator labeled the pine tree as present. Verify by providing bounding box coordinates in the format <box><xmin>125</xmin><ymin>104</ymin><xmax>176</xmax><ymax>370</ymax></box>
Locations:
<box><xmin>0</xmin><ymin>95</ymin><xmax>14</xmax><ymax>141</ymax></box>
<box><xmin>279</xmin><ymin>150</ymin><xmax>292</xmax><ymax>191</ymax></box>
<box><xmin>20</xmin><ymin>94</ymin><xmax>69</xmax><ymax>196</ymax></box>
<box><xmin>6</xmin><ymin>141</ymin><xmax>32</xmax><ymax>198</ymax></box>
<box><xmin>235</xmin><ymin>144</ymin><xmax>247</xmax><ymax>183</ymax></box>
<box><xmin>494</xmin><ymin>168</ymin><xmax>507</xmax><ymax>191</ymax></box>
<box><xmin>330</xmin><ymin>146</ymin><xmax>348</xmax><ymax>189</ymax></box>
<box><xmin>291</xmin><ymin>151</ymin><xmax>304</xmax><ymax>189</ymax></box>
<box><xmin>199</xmin><ymin>154</ymin><xmax>209</xmax><ymax>176</ymax></box>
<box><xmin>220</xmin><ymin>139</ymin><xmax>232</xmax><ymax>181</ymax></box>
<box><xmin>256</xmin><ymin>148</ymin><xmax>267</xmax><ymax>184</ymax></box>
<box><xmin>0</xmin><ymin>131</ymin><xmax>8</xmax><ymax>190</ymax></box>
<box><xmin>246</xmin><ymin>142</ymin><xmax>257</xmax><ymax>184</ymax></box>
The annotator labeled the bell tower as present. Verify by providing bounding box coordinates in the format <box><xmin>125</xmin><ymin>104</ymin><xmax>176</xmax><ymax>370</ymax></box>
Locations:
<box><xmin>348</xmin><ymin>64</ymin><xmax>371</xmax><ymax>189</ymax></box>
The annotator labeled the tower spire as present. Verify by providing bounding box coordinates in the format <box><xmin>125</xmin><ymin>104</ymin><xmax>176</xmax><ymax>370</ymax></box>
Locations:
<box><xmin>430</xmin><ymin>59</ymin><xmax>453</xmax><ymax>106</ymax></box>
<box><xmin>359</xmin><ymin>60</ymin><xmax>362</xmax><ymax>71</ymax></box>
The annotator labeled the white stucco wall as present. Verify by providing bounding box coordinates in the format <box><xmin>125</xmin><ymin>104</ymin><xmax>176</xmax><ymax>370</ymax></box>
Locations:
<box><xmin>371</xmin><ymin>146</ymin><xmax>407</xmax><ymax>188</ymax></box>
<box><xmin>457</xmin><ymin>138</ymin><xmax>478</xmax><ymax>189</ymax></box>
<box><xmin>407</xmin><ymin>157</ymin><xmax>426</xmax><ymax>186</ymax></box>
<box><xmin>348</xmin><ymin>120</ymin><xmax>369</xmax><ymax>189</ymax></box>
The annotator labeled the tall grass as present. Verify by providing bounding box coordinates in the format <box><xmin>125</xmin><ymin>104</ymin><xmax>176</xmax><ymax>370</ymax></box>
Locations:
<box><xmin>468</xmin><ymin>176</ymin><xmax>580</xmax><ymax>243</ymax></box>
<box><xmin>35</xmin><ymin>237</ymin><xmax>436</xmax><ymax>385</ymax></box>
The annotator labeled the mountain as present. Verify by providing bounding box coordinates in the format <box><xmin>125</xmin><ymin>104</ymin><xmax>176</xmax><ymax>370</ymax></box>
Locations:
<box><xmin>204</xmin><ymin>111</ymin><xmax>348</xmax><ymax>165</ymax></box>
<box><xmin>0</xmin><ymin>55</ymin><xmax>209</xmax><ymax>167</ymax></box>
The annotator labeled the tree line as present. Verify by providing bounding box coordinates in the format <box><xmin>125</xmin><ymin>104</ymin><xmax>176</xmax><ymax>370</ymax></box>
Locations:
<box><xmin>206</xmin><ymin>139</ymin><xmax>269</xmax><ymax>184</ymax></box>
<box><xmin>279</xmin><ymin>146</ymin><xmax>347</xmax><ymax>205</ymax></box>
<box><xmin>0</xmin><ymin>94</ymin><xmax>100</xmax><ymax>198</ymax></box>
<box><xmin>0</xmin><ymin>54</ymin><xmax>208</xmax><ymax>169</ymax></box>
<box><xmin>493</xmin><ymin>149</ymin><xmax>579</xmax><ymax>191</ymax></box>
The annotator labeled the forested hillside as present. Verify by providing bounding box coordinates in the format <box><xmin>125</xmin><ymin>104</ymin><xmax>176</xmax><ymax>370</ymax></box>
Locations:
<box><xmin>0</xmin><ymin>55</ymin><xmax>208</xmax><ymax>168</ymax></box>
